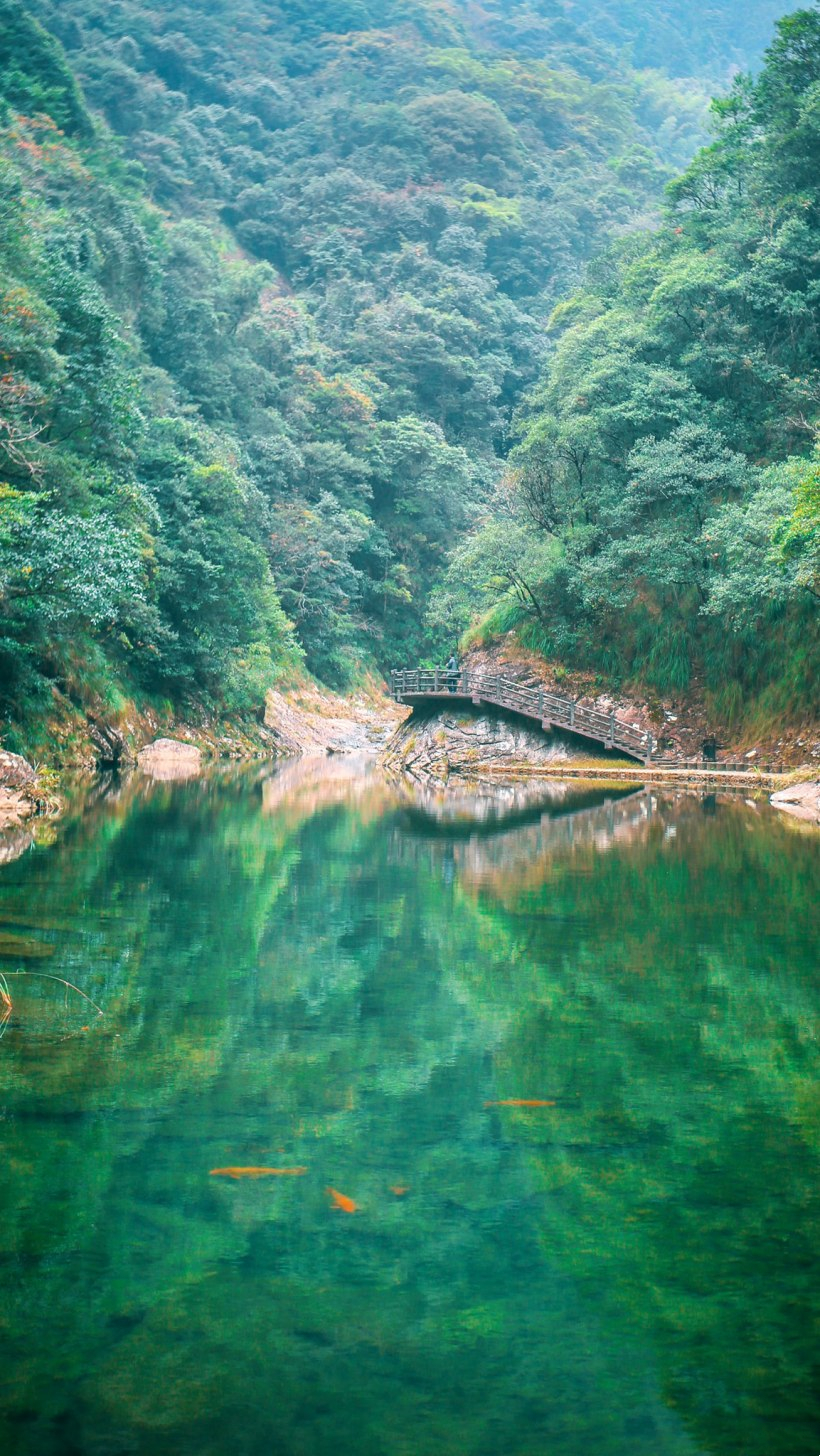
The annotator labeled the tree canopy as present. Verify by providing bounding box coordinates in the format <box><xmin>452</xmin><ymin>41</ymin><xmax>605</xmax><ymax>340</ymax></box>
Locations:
<box><xmin>0</xmin><ymin>0</ymin><xmax>816</xmax><ymax>746</ymax></box>
<box><xmin>438</xmin><ymin>7</ymin><xmax>820</xmax><ymax>726</ymax></box>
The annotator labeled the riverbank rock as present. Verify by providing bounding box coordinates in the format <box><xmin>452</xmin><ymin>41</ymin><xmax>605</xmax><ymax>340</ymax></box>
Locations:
<box><xmin>769</xmin><ymin>780</ymin><xmax>820</xmax><ymax>826</ymax></box>
<box><xmin>136</xmin><ymin>739</ymin><xmax>202</xmax><ymax>781</ymax></box>
<box><xmin>87</xmin><ymin>716</ymin><xmax>133</xmax><ymax>768</ymax></box>
<box><xmin>0</xmin><ymin>789</ymin><xmax>34</xmax><ymax>834</ymax></box>
<box><xmin>0</xmin><ymin>750</ymin><xmax>36</xmax><ymax>790</ymax></box>
<box><xmin>456</xmin><ymin>641</ymin><xmax>820</xmax><ymax>765</ymax></box>
<box><xmin>0</xmin><ymin>751</ymin><xmax>37</xmax><ymax>833</ymax></box>
<box><xmin>265</xmin><ymin>684</ymin><xmax>404</xmax><ymax>757</ymax></box>
<box><xmin>382</xmin><ymin>705</ymin><xmax>616</xmax><ymax>783</ymax></box>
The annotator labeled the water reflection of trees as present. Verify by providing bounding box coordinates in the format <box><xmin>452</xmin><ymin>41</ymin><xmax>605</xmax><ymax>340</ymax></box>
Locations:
<box><xmin>452</xmin><ymin>799</ymin><xmax>820</xmax><ymax>1456</ymax></box>
<box><xmin>0</xmin><ymin>772</ymin><xmax>816</xmax><ymax>1455</ymax></box>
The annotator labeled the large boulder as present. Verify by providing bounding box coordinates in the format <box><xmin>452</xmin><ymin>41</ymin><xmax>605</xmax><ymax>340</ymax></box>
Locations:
<box><xmin>770</xmin><ymin>780</ymin><xmax>820</xmax><ymax>825</ymax></box>
<box><xmin>0</xmin><ymin>752</ymin><xmax>36</xmax><ymax>834</ymax></box>
<box><xmin>0</xmin><ymin>750</ymin><xmax>35</xmax><ymax>790</ymax></box>
<box><xmin>136</xmin><ymin>738</ymin><xmax>202</xmax><ymax>782</ymax></box>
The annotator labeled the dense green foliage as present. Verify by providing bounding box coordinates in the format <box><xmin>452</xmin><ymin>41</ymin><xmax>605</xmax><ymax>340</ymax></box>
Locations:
<box><xmin>439</xmin><ymin>8</ymin><xmax>820</xmax><ymax>724</ymax></box>
<box><xmin>0</xmin><ymin>0</ymin><xmax>816</xmax><ymax>746</ymax></box>
<box><xmin>0</xmin><ymin>3</ymin><xmax>303</xmax><ymax>745</ymax></box>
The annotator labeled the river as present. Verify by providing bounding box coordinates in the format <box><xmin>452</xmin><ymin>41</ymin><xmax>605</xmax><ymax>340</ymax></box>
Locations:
<box><xmin>0</xmin><ymin>762</ymin><xmax>817</xmax><ymax>1455</ymax></box>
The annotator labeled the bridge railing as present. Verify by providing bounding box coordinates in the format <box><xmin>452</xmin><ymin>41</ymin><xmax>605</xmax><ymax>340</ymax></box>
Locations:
<box><xmin>390</xmin><ymin>668</ymin><xmax>655</xmax><ymax>762</ymax></box>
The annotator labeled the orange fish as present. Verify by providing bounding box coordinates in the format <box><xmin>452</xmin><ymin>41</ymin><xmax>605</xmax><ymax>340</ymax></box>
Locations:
<box><xmin>327</xmin><ymin>1186</ymin><xmax>357</xmax><ymax>1213</ymax></box>
<box><xmin>209</xmin><ymin>1166</ymin><xmax>307</xmax><ymax>1179</ymax></box>
<box><xmin>484</xmin><ymin>1099</ymin><xmax>556</xmax><ymax>1108</ymax></box>
<box><xmin>390</xmin><ymin>1185</ymin><xmax>409</xmax><ymax>1197</ymax></box>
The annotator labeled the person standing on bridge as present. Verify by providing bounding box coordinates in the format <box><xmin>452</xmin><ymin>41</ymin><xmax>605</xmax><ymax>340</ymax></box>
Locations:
<box><xmin>446</xmin><ymin>652</ymin><xmax>459</xmax><ymax>692</ymax></box>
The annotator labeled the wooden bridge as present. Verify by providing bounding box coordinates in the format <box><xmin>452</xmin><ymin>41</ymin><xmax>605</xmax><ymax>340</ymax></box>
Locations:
<box><xmin>389</xmin><ymin>667</ymin><xmax>656</xmax><ymax>764</ymax></box>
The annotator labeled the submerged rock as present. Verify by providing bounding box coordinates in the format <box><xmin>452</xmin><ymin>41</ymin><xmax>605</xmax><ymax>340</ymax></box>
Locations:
<box><xmin>136</xmin><ymin>738</ymin><xmax>202</xmax><ymax>781</ymax></box>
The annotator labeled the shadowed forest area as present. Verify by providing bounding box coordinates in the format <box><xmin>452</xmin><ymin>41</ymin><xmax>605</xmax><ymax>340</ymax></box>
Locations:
<box><xmin>0</xmin><ymin>0</ymin><xmax>817</xmax><ymax>756</ymax></box>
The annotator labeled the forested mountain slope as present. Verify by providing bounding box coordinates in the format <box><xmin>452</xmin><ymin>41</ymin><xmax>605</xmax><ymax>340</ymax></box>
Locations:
<box><xmin>0</xmin><ymin>0</ymin><xmax>815</xmax><ymax>754</ymax></box>
<box><xmin>438</xmin><ymin>7</ymin><xmax>820</xmax><ymax>731</ymax></box>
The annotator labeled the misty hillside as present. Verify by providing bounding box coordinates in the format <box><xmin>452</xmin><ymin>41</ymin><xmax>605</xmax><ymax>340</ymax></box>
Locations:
<box><xmin>0</xmin><ymin>0</ymin><xmax>817</xmax><ymax>752</ymax></box>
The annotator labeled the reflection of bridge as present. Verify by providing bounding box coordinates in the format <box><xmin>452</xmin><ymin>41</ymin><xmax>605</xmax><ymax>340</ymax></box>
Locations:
<box><xmin>390</xmin><ymin>787</ymin><xmax>661</xmax><ymax>888</ymax></box>
<box><xmin>455</xmin><ymin>790</ymin><xmax>656</xmax><ymax>884</ymax></box>
<box><xmin>393</xmin><ymin>779</ymin><xmax>637</xmax><ymax>837</ymax></box>
<box><xmin>390</xmin><ymin>669</ymin><xmax>655</xmax><ymax>764</ymax></box>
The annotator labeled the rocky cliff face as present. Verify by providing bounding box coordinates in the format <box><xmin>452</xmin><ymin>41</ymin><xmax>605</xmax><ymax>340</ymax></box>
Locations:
<box><xmin>459</xmin><ymin>644</ymin><xmax>670</xmax><ymax>745</ymax></box>
<box><xmin>382</xmin><ymin>704</ymin><xmax>620</xmax><ymax>783</ymax></box>
<box><xmin>264</xmin><ymin>683</ymin><xmax>404</xmax><ymax>757</ymax></box>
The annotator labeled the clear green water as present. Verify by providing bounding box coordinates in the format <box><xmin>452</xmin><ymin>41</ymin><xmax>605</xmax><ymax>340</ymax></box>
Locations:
<box><xmin>0</xmin><ymin>765</ymin><xmax>818</xmax><ymax>1456</ymax></box>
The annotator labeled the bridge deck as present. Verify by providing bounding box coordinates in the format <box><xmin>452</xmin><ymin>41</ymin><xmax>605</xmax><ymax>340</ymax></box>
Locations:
<box><xmin>390</xmin><ymin>669</ymin><xmax>655</xmax><ymax>764</ymax></box>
